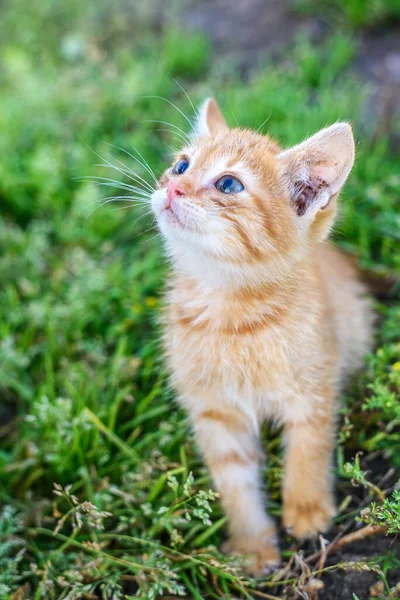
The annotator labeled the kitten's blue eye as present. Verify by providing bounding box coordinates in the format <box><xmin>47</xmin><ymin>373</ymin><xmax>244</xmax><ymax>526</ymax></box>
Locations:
<box><xmin>215</xmin><ymin>175</ymin><xmax>244</xmax><ymax>194</ymax></box>
<box><xmin>172</xmin><ymin>159</ymin><xmax>189</xmax><ymax>175</ymax></box>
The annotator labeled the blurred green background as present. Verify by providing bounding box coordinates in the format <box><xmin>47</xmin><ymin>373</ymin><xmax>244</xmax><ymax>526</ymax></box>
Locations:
<box><xmin>0</xmin><ymin>1</ymin><xmax>399</xmax><ymax>598</ymax></box>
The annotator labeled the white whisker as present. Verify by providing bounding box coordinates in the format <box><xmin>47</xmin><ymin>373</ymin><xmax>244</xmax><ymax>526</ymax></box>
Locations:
<box><xmin>110</xmin><ymin>207</ymin><xmax>154</xmax><ymax>226</ymax></box>
<box><xmin>85</xmin><ymin>196</ymin><xmax>150</xmax><ymax>219</ymax></box>
<box><xmin>130</xmin><ymin>144</ymin><xmax>158</xmax><ymax>183</ymax></box>
<box><xmin>94</xmin><ymin>162</ymin><xmax>155</xmax><ymax>194</ymax></box>
<box><xmin>143</xmin><ymin>120</ymin><xmax>190</xmax><ymax>142</ymax></box>
<box><xmin>167</xmin><ymin>145</ymin><xmax>180</xmax><ymax>155</ymax></box>
<box><xmin>79</xmin><ymin>176</ymin><xmax>151</xmax><ymax>197</ymax></box>
<box><xmin>143</xmin><ymin>95</ymin><xmax>194</xmax><ymax>133</ymax></box>
<box><xmin>102</xmin><ymin>194</ymin><xmax>150</xmax><ymax>203</ymax></box>
<box><xmin>140</xmin><ymin>216</ymin><xmax>158</xmax><ymax>236</ymax></box>
<box><xmin>96</xmin><ymin>148</ymin><xmax>156</xmax><ymax>192</ymax></box>
<box><xmin>87</xmin><ymin>147</ymin><xmax>155</xmax><ymax>193</ymax></box>
<box><xmin>105</xmin><ymin>142</ymin><xmax>158</xmax><ymax>186</ymax></box>
<box><xmin>141</xmin><ymin>231</ymin><xmax>163</xmax><ymax>245</ymax></box>
<box><xmin>171</xmin><ymin>77</ymin><xmax>199</xmax><ymax>118</ymax></box>
<box><xmin>153</xmin><ymin>128</ymin><xmax>190</xmax><ymax>146</ymax></box>
<box><xmin>84</xmin><ymin>195</ymin><xmax>150</xmax><ymax>211</ymax></box>
<box><xmin>89</xmin><ymin>177</ymin><xmax>152</xmax><ymax>198</ymax></box>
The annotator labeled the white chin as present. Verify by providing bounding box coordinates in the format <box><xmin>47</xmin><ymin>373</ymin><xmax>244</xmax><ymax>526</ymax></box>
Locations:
<box><xmin>157</xmin><ymin>216</ymin><xmax>188</xmax><ymax>246</ymax></box>
<box><xmin>161</xmin><ymin>210</ymin><xmax>185</xmax><ymax>230</ymax></box>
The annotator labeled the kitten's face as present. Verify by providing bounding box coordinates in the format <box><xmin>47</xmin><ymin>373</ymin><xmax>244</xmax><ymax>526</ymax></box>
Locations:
<box><xmin>151</xmin><ymin>98</ymin><xmax>355</xmax><ymax>286</ymax></box>
<box><xmin>152</xmin><ymin>129</ymin><xmax>295</xmax><ymax>265</ymax></box>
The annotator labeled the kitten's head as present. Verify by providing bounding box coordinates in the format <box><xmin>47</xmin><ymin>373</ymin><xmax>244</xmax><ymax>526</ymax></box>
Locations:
<box><xmin>151</xmin><ymin>98</ymin><xmax>355</xmax><ymax>287</ymax></box>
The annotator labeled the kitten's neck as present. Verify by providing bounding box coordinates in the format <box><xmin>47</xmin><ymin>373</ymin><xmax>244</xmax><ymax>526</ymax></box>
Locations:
<box><xmin>169</xmin><ymin>247</ymin><xmax>303</xmax><ymax>292</ymax></box>
<box><xmin>170</xmin><ymin>257</ymin><xmax>308</xmax><ymax>303</ymax></box>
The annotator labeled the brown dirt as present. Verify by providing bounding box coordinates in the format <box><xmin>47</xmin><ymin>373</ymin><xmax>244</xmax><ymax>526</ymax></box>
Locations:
<box><xmin>180</xmin><ymin>0</ymin><xmax>400</xmax><ymax>146</ymax></box>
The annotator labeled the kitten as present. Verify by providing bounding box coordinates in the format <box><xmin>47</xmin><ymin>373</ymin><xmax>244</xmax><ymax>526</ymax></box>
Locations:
<box><xmin>151</xmin><ymin>98</ymin><xmax>374</xmax><ymax>576</ymax></box>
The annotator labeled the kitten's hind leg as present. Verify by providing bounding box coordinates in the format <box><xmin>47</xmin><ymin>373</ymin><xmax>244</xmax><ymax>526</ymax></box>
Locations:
<box><xmin>190</xmin><ymin>404</ymin><xmax>280</xmax><ymax>576</ymax></box>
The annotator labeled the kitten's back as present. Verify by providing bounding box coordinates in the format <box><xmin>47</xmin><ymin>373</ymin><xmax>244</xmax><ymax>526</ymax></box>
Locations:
<box><xmin>315</xmin><ymin>244</ymin><xmax>374</xmax><ymax>382</ymax></box>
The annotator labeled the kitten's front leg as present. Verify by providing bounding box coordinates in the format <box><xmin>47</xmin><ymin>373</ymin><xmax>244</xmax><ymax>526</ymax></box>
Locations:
<box><xmin>190</xmin><ymin>404</ymin><xmax>280</xmax><ymax>576</ymax></box>
<box><xmin>282</xmin><ymin>410</ymin><xmax>336</xmax><ymax>539</ymax></box>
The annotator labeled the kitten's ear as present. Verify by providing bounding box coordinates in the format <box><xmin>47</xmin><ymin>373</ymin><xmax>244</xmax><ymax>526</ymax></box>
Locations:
<box><xmin>194</xmin><ymin>98</ymin><xmax>228</xmax><ymax>137</ymax></box>
<box><xmin>278</xmin><ymin>123</ymin><xmax>355</xmax><ymax>237</ymax></box>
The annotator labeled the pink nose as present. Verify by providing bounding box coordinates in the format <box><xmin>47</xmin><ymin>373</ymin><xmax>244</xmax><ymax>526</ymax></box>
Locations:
<box><xmin>166</xmin><ymin>182</ymin><xmax>185</xmax><ymax>209</ymax></box>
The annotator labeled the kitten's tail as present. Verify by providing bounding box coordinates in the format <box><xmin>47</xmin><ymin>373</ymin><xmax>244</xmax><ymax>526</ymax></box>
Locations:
<box><xmin>358</xmin><ymin>266</ymin><xmax>399</xmax><ymax>300</ymax></box>
<box><xmin>342</xmin><ymin>250</ymin><xmax>399</xmax><ymax>299</ymax></box>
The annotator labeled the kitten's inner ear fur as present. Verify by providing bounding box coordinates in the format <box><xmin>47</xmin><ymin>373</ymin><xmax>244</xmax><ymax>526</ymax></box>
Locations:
<box><xmin>278</xmin><ymin>123</ymin><xmax>355</xmax><ymax>221</ymax></box>
<box><xmin>195</xmin><ymin>98</ymin><xmax>228</xmax><ymax>137</ymax></box>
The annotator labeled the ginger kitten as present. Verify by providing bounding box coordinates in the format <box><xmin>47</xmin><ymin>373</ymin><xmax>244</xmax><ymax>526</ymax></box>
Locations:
<box><xmin>151</xmin><ymin>98</ymin><xmax>374</xmax><ymax>575</ymax></box>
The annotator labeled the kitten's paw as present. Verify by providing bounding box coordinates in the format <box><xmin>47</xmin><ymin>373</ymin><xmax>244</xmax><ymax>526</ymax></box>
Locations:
<box><xmin>283</xmin><ymin>495</ymin><xmax>336</xmax><ymax>539</ymax></box>
<box><xmin>222</xmin><ymin>529</ymin><xmax>281</xmax><ymax>577</ymax></box>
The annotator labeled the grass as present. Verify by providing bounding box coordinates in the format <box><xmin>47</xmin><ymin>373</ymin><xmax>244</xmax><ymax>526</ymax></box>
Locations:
<box><xmin>0</xmin><ymin>1</ymin><xmax>399</xmax><ymax>599</ymax></box>
<box><xmin>294</xmin><ymin>0</ymin><xmax>400</xmax><ymax>29</ymax></box>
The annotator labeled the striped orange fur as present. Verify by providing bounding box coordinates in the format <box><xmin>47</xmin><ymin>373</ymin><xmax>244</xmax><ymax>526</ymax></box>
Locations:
<box><xmin>151</xmin><ymin>98</ymin><xmax>374</xmax><ymax>576</ymax></box>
